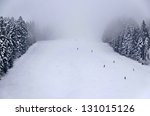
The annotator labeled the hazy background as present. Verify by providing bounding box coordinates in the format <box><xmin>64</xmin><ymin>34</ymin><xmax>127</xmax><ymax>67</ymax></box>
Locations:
<box><xmin>0</xmin><ymin>0</ymin><xmax>150</xmax><ymax>39</ymax></box>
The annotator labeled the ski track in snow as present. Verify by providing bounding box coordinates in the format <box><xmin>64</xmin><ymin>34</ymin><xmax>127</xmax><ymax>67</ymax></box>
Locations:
<box><xmin>0</xmin><ymin>38</ymin><xmax>150</xmax><ymax>99</ymax></box>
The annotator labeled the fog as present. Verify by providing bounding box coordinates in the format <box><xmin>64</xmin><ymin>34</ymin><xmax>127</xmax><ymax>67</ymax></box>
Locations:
<box><xmin>0</xmin><ymin>0</ymin><xmax>149</xmax><ymax>39</ymax></box>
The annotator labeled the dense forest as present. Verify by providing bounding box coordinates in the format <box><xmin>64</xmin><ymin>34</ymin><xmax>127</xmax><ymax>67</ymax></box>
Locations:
<box><xmin>0</xmin><ymin>16</ymin><xmax>36</xmax><ymax>78</ymax></box>
<box><xmin>103</xmin><ymin>19</ymin><xmax>150</xmax><ymax>65</ymax></box>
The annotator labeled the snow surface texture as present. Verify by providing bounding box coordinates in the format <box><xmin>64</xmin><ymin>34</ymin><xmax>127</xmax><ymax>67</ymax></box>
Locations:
<box><xmin>0</xmin><ymin>38</ymin><xmax>150</xmax><ymax>99</ymax></box>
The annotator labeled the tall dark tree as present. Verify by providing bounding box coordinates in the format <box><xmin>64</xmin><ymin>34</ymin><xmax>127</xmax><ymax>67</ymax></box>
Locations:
<box><xmin>121</xmin><ymin>26</ymin><xmax>134</xmax><ymax>57</ymax></box>
<box><xmin>140</xmin><ymin>20</ymin><xmax>150</xmax><ymax>61</ymax></box>
<box><xmin>0</xmin><ymin>16</ymin><xmax>9</xmax><ymax>75</ymax></box>
<box><xmin>130</xmin><ymin>27</ymin><xmax>141</xmax><ymax>61</ymax></box>
<box><xmin>16</xmin><ymin>16</ymin><xmax>28</xmax><ymax>54</ymax></box>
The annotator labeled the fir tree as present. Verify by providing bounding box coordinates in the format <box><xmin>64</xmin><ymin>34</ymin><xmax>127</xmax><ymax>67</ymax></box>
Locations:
<box><xmin>130</xmin><ymin>27</ymin><xmax>141</xmax><ymax>60</ymax></box>
<box><xmin>140</xmin><ymin>20</ymin><xmax>150</xmax><ymax>61</ymax></box>
<box><xmin>121</xmin><ymin>25</ymin><xmax>133</xmax><ymax>56</ymax></box>
<box><xmin>16</xmin><ymin>16</ymin><xmax>28</xmax><ymax>54</ymax></box>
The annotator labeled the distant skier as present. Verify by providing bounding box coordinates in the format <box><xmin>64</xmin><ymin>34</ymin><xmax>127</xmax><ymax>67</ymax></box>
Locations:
<box><xmin>124</xmin><ymin>76</ymin><xmax>126</xmax><ymax>80</ymax></box>
<box><xmin>103</xmin><ymin>65</ymin><xmax>105</xmax><ymax>68</ymax></box>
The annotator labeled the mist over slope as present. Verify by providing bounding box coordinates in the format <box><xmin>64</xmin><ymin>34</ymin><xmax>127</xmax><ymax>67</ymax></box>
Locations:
<box><xmin>0</xmin><ymin>0</ymin><xmax>149</xmax><ymax>39</ymax></box>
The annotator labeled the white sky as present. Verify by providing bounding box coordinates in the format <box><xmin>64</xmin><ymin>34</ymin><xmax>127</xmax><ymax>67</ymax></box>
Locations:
<box><xmin>0</xmin><ymin>0</ymin><xmax>149</xmax><ymax>38</ymax></box>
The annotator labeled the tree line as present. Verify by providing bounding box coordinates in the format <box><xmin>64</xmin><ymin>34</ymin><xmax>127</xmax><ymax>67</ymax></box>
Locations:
<box><xmin>0</xmin><ymin>16</ymin><xmax>36</xmax><ymax>78</ymax></box>
<box><xmin>103</xmin><ymin>19</ymin><xmax>150</xmax><ymax>65</ymax></box>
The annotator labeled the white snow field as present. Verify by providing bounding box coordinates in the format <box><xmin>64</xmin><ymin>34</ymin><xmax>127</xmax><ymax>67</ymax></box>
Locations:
<box><xmin>0</xmin><ymin>38</ymin><xmax>150</xmax><ymax>99</ymax></box>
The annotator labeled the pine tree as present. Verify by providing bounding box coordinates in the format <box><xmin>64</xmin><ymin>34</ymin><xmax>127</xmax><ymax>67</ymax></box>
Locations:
<box><xmin>0</xmin><ymin>16</ymin><xmax>8</xmax><ymax>74</ymax></box>
<box><xmin>130</xmin><ymin>27</ymin><xmax>141</xmax><ymax>60</ymax></box>
<box><xmin>118</xmin><ymin>25</ymin><xmax>136</xmax><ymax>58</ymax></box>
<box><xmin>16</xmin><ymin>16</ymin><xmax>28</xmax><ymax>55</ymax></box>
<box><xmin>140</xmin><ymin>20</ymin><xmax>150</xmax><ymax>62</ymax></box>
<box><xmin>4</xmin><ymin>17</ymin><xmax>15</xmax><ymax>68</ymax></box>
<box><xmin>121</xmin><ymin>26</ymin><xmax>132</xmax><ymax>56</ymax></box>
<box><xmin>0</xmin><ymin>17</ymin><xmax>5</xmax><ymax>75</ymax></box>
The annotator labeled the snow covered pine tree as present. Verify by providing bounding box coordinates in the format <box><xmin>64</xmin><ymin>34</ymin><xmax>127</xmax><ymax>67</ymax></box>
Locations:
<box><xmin>103</xmin><ymin>19</ymin><xmax>150</xmax><ymax>65</ymax></box>
<box><xmin>0</xmin><ymin>16</ymin><xmax>36</xmax><ymax>79</ymax></box>
<box><xmin>0</xmin><ymin>17</ymin><xmax>8</xmax><ymax>76</ymax></box>
<box><xmin>139</xmin><ymin>21</ymin><xmax>150</xmax><ymax>64</ymax></box>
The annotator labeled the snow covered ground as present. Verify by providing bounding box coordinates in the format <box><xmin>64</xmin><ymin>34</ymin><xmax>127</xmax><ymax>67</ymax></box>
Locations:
<box><xmin>0</xmin><ymin>38</ymin><xmax>150</xmax><ymax>99</ymax></box>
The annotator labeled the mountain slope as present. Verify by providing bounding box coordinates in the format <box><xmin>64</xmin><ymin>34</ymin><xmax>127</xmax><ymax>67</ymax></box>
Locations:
<box><xmin>0</xmin><ymin>38</ymin><xmax>150</xmax><ymax>99</ymax></box>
